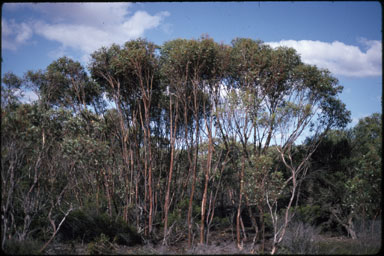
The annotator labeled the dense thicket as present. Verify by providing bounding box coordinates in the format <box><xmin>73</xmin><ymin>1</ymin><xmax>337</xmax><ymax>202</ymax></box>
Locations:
<box><xmin>1</xmin><ymin>36</ymin><xmax>381</xmax><ymax>254</ymax></box>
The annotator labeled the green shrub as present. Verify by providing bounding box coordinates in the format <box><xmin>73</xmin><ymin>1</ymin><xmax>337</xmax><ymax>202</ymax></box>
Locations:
<box><xmin>58</xmin><ymin>209</ymin><xmax>93</xmax><ymax>242</ymax></box>
<box><xmin>280</xmin><ymin>221</ymin><xmax>321</xmax><ymax>254</ymax></box>
<box><xmin>3</xmin><ymin>239</ymin><xmax>42</xmax><ymax>255</ymax></box>
<box><xmin>59</xmin><ymin>209</ymin><xmax>141</xmax><ymax>245</ymax></box>
<box><xmin>168</xmin><ymin>210</ymin><xmax>182</xmax><ymax>226</ymax></box>
<box><xmin>263</xmin><ymin>212</ymin><xmax>274</xmax><ymax>232</ymax></box>
<box><xmin>292</xmin><ymin>204</ymin><xmax>322</xmax><ymax>225</ymax></box>
<box><xmin>212</xmin><ymin>216</ymin><xmax>230</xmax><ymax>229</ymax></box>
<box><xmin>87</xmin><ymin>233</ymin><xmax>114</xmax><ymax>255</ymax></box>
<box><xmin>112</xmin><ymin>218</ymin><xmax>142</xmax><ymax>245</ymax></box>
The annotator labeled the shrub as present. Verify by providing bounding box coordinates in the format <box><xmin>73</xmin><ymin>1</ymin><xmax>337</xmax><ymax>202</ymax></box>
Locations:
<box><xmin>292</xmin><ymin>204</ymin><xmax>322</xmax><ymax>225</ymax></box>
<box><xmin>87</xmin><ymin>233</ymin><xmax>114</xmax><ymax>255</ymax></box>
<box><xmin>354</xmin><ymin>219</ymin><xmax>382</xmax><ymax>254</ymax></box>
<box><xmin>58</xmin><ymin>209</ymin><xmax>141</xmax><ymax>245</ymax></box>
<box><xmin>280</xmin><ymin>221</ymin><xmax>321</xmax><ymax>254</ymax></box>
<box><xmin>355</xmin><ymin>219</ymin><xmax>381</xmax><ymax>240</ymax></box>
<box><xmin>3</xmin><ymin>239</ymin><xmax>42</xmax><ymax>255</ymax></box>
<box><xmin>212</xmin><ymin>216</ymin><xmax>230</xmax><ymax>230</ymax></box>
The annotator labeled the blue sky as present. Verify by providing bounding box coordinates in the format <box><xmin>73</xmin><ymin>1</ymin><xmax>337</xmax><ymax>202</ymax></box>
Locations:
<box><xmin>1</xmin><ymin>2</ymin><xmax>382</xmax><ymax>127</ymax></box>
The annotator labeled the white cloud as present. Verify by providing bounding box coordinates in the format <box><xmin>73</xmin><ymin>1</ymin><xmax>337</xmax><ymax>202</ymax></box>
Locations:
<box><xmin>121</xmin><ymin>11</ymin><xmax>170</xmax><ymax>38</ymax></box>
<box><xmin>2</xmin><ymin>3</ymin><xmax>170</xmax><ymax>60</ymax></box>
<box><xmin>2</xmin><ymin>18</ymin><xmax>33</xmax><ymax>50</ymax></box>
<box><xmin>10</xmin><ymin>88</ymin><xmax>39</xmax><ymax>103</ymax></box>
<box><xmin>350</xmin><ymin>113</ymin><xmax>370</xmax><ymax>127</ymax></box>
<box><xmin>47</xmin><ymin>45</ymin><xmax>74</xmax><ymax>61</ymax></box>
<box><xmin>22</xmin><ymin>90</ymin><xmax>39</xmax><ymax>103</ymax></box>
<box><xmin>4</xmin><ymin>3</ymin><xmax>132</xmax><ymax>26</ymax></box>
<box><xmin>34</xmin><ymin>22</ymin><xmax>112</xmax><ymax>54</ymax></box>
<box><xmin>266</xmin><ymin>39</ymin><xmax>382</xmax><ymax>77</ymax></box>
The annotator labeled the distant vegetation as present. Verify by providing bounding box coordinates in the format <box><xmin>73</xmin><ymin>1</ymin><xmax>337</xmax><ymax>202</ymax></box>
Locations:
<box><xmin>1</xmin><ymin>36</ymin><xmax>381</xmax><ymax>254</ymax></box>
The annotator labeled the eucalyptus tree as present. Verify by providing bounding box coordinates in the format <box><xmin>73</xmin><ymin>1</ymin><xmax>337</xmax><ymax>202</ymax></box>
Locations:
<box><xmin>1</xmin><ymin>72</ymin><xmax>23</xmax><ymax>109</ymax></box>
<box><xmin>89</xmin><ymin>43</ymin><xmax>138</xmax><ymax>221</ymax></box>
<box><xmin>1</xmin><ymin>67</ymin><xmax>89</xmax><ymax>247</ymax></box>
<box><xmin>89</xmin><ymin>39</ymin><xmax>162</xmax><ymax>235</ymax></box>
<box><xmin>225</xmin><ymin>38</ymin><xmax>350</xmax><ymax>253</ymax></box>
<box><xmin>193</xmin><ymin>36</ymin><xmax>231</xmax><ymax>245</ymax></box>
<box><xmin>181</xmin><ymin>36</ymin><xmax>230</xmax><ymax>245</ymax></box>
<box><xmin>120</xmin><ymin>39</ymin><xmax>161</xmax><ymax>235</ymax></box>
<box><xmin>24</xmin><ymin>57</ymin><xmax>101</xmax><ymax>114</ymax></box>
<box><xmin>265</xmin><ymin>62</ymin><xmax>350</xmax><ymax>254</ymax></box>
<box><xmin>349</xmin><ymin>113</ymin><xmax>382</xmax><ymax>227</ymax></box>
<box><xmin>89</xmin><ymin>43</ymin><xmax>148</xmax><ymax>226</ymax></box>
<box><xmin>160</xmin><ymin>37</ymin><xmax>208</xmax><ymax>246</ymax></box>
<box><xmin>0</xmin><ymin>99</ymin><xmax>75</xmax><ymax>251</ymax></box>
<box><xmin>159</xmin><ymin>39</ymin><xmax>185</xmax><ymax>244</ymax></box>
<box><xmin>225</xmin><ymin>38</ymin><xmax>268</xmax><ymax>250</ymax></box>
<box><xmin>306</xmin><ymin>114</ymin><xmax>381</xmax><ymax>240</ymax></box>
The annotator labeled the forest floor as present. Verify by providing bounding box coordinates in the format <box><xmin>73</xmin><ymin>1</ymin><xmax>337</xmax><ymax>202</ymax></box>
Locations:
<box><xmin>45</xmin><ymin>230</ymin><xmax>381</xmax><ymax>255</ymax></box>
<box><xmin>46</xmin><ymin>228</ymin><xmax>266</xmax><ymax>255</ymax></box>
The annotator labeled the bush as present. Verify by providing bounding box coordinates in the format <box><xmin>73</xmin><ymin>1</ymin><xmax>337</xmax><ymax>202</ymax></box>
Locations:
<box><xmin>354</xmin><ymin>219</ymin><xmax>382</xmax><ymax>254</ymax></box>
<box><xmin>292</xmin><ymin>205</ymin><xmax>322</xmax><ymax>225</ymax></box>
<box><xmin>212</xmin><ymin>216</ymin><xmax>230</xmax><ymax>230</ymax></box>
<box><xmin>58</xmin><ymin>209</ymin><xmax>141</xmax><ymax>245</ymax></box>
<box><xmin>355</xmin><ymin>219</ymin><xmax>381</xmax><ymax>240</ymax></box>
<box><xmin>87</xmin><ymin>233</ymin><xmax>114</xmax><ymax>255</ymax></box>
<box><xmin>3</xmin><ymin>239</ymin><xmax>42</xmax><ymax>255</ymax></box>
<box><xmin>280</xmin><ymin>221</ymin><xmax>321</xmax><ymax>254</ymax></box>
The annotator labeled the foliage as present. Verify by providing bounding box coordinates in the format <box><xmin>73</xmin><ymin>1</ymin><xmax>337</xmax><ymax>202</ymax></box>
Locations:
<box><xmin>3</xmin><ymin>239</ymin><xmax>42</xmax><ymax>255</ymax></box>
<box><xmin>59</xmin><ymin>209</ymin><xmax>141</xmax><ymax>245</ymax></box>
<box><xmin>1</xmin><ymin>36</ymin><xmax>379</xmax><ymax>254</ymax></box>
<box><xmin>87</xmin><ymin>233</ymin><xmax>114</xmax><ymax>255</ymax></box>
<box><xmin>301</xmin><ymin>113</ymin><xmax>381</xmax><ymax>238</ymax></box>
<box><xmin>291</xmin><ymin>205</ymin><xmax>323</xmax><ymax>226</ymax></box>
<box><xmin>280</xmin><ymin>221</ymin><xmax>321</xmax><ymax>254</ymax></box>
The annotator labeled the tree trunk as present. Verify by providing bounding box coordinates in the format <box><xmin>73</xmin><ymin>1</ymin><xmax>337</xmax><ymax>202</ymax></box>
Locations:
<box><xmin>39</xmin><ymin>205</ymin><xmax>73</xmax><ymax>253</ymax></box>
<box><xmin>103</xmin><ymin>169</ymin><xmax>113</xmax><ymax>217</ymax></box>
<box><xmin>237</xmin><ymin>155</ymin><xmax>245</xmax><ymax>249</ymax></box>
<box><xmin>257</xmin><ymin>203</ymin><xmax>265</xmax><ymax>253</ymax></box>
<box><xmin>347</xmin><ymin>216</ymin><xmax>358</xmax><ymax>239</ymax></box>
<box><xmin>146</xmin><ymin>115</ymin><xmax>153</xmax><ymax>234</ymax></box>
<box><xmin>188</xmin><ymin>86</ymin><xmax>200</xmax><ymax>248</ymax></box>
<box><xmin>200</xmin><ymin>118</ymin><xmax>212</xmax><ymax>244</ymax></box>
<box><xmin>163</xmin><ymin>97</ymin><xmax>178</xmax><ymax>244</ymax></box>
<box><xmin>245</xmin><ymin>193</ymin><xmax>259</xmax><ymax>243</ymax></box>
<box><xmin>187</xmin><ymin>139</ymin><xmax>198</xmax><ymax>248</ymax></box>
<box><xmin>200</xmin><ymin>164</ymin><xmax>210</xmax><ymax>244</ymax></box>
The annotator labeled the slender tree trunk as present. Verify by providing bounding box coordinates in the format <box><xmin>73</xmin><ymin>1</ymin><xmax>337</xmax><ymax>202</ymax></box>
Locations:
<box><xmin>200</xmin><ymin>156</ymin><xmax>210</xmax><ymax>244</ymax></box>
<box><xmin>258</xmin><ymin>203</ymin><xmax>265</xmax><ymax>252</ymax></box>
<box><xmin>200</xmin><ymin>111</ymin><xmax>213</xmax><ymax>245</ymax></box>
<box><xmin>245</xmin><ymin>193</ymin><xmax>259</xmax><ymax>243</ymax></box>
<box><xmin>2</xmin><ymin>161</ymin><xmax>16</xmax><ymax>249</ymax></box>
<box><xmin>39</xmin><ymin>205</ymin><xmax>73</xmax><ymax>253</ymax></box>
<box><xmin>138</xmin><ymin>105</ymin><xmax>149</xmax><ymax>235</ymax></box>
<box><xmin>163</xmin><ymin>97</ymin><xmax>178</xmax><ymax>244</ymax></box>
<box><xmin>187</xmin><ymin>134</ymin><xmax>198</xmax><ymax>248</ymax></box>
<box><xmin>146</xmin><ymin>108</ymin><xmax>153</xmax><ymax>234</ymax></box>
<box><xmin>187</xmin><ymin>86</ymin><xmax>200</xmax><ymax>248</ymax></box>
<box><xmin>103</xmin><ymin>169</ymin><xmax>113</xmax><ymax>217</ymax></box>
<box><xmin>237</xmin><ymin>155</ymin><xmax>245</xmax><ymax>249</ymax></box>
<box><xmin>141</xmin><ymin>72</ymin><xmax>154</xmax><ymax>235</ymax></box>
